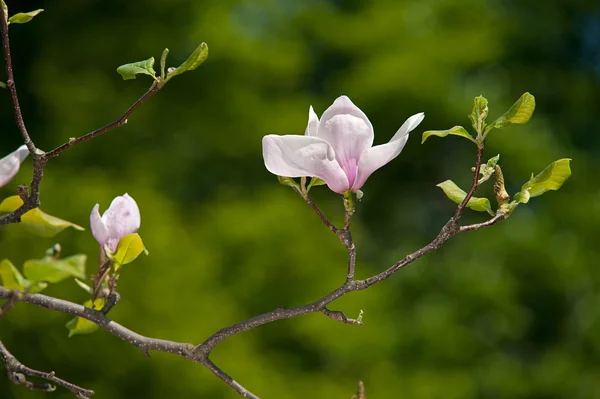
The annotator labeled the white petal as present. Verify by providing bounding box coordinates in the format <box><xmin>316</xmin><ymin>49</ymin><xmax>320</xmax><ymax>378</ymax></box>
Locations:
<box><xmin>262</xmin><ymin>134</ymin><xmax>350</xmax><ymax>193</ymax></box>
<box><xmin>316</xmin><ymin>96</ymin><xmax>374</xmax><ymax>187</ymax></box>
<box><xmin>353</xmin><ymin>112</ymin><xmax>424</xmax><ymax>190</ymax></box>
<box><xmin>102</xmin><ymin>194</ymin><xmax>141</xmax><ymax>252</ymax></box>
<box><xmin>304</xmin><ymin>106</ymin><xmax>319</xmax><ymax>136</ymax></box>
<box><xmin>90</xmin><ymin>204</ymin><xmax>110</xmax><ymax>248</ymax></box>
<box><xmin>0</xmin><ymin>145</ymin><xmax>29</xmax><ymax>188</ymax></box>
<box><xmin>391</xmin><ymin>112</ymin><xmax>425</xmax><ymax>141</ymax></box>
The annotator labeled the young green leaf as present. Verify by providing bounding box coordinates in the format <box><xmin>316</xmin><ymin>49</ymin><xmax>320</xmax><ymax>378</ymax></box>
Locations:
<box><xmin>113</xmin><ymin>233</ymin><xmax>147</xmax><ymax>265</ymax></box>
<box><xmin>66</xmin><ymin>299</ymin><xmax>105</xmax><ymax>337</ymax></box>
<box><xmin>307</xmin><ymin>177</ymin><xmax>326</xmax><ymax>192</ymax></box>
<box><xmin>421</xmin><ymin>126</ymin><xmax>474</xmax><ymax>144</ymax></box>
<box><xmin>23</xmin><ymin>254</ymin><xmax>86</xmax><ymax>284</ymax></box>
<box><xmin>8</xmin><ymin>9</ymin><xmax>43</xmax><ymax>24</ymax></box>
<box><xmin>514</xmin><ymin>158</ymin><xmax>572</xmax><ymax>202</ymax></box>
<box><xmin>486</xmin><ymin>92</ymin><xmax>535</xmax><ymax>132</ymax></box>
<box><xmin>478</xmin><ymin>154</ymin><xmax>500</xmax><ymax>184</ymax></box>
<box><xmin>468</xmin><ymin>95</ymin><xmax>489</xmax><ymax>133</ymax></box>
<box><xmin>437</xmin><ymin>180</ymin><xmax>493</xmax><ymax>213</ymax></box>
<box><xmin>277</xmin><ymin>175</ymin><xmax>300</xmax><ymax>190</ymax></box>
<box><xmin>166</xmin><ymin>43</ymin><xmax>209</xmax><ymax>80</ymax></box>
<box><xmin>160</xmin><ymin>48</ymin><xmax>169</xmax><ymax>80</ymax></box>
<box><xmin>116</xmin><ymin>57</ymin><xmax>156</xmax><ymax>80</ymax></box>
<box><xmin>0</xmin><ymin>196</ymin><xmax>85</xmax><ymax>237</ymax></box>
<box><xmin>0</xmin><ymin>259</ymin><xmax>28</xmax><ymax>290</ymax></box>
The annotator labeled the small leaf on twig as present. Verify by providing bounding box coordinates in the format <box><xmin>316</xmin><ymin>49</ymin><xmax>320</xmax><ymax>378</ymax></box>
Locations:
<box><xmin>117</xmin><ymin>57</ymin><xmax>156</xmax><ymax>80</ymax></box>
<box><xmin>66</xmin><ymin>299</ymin><xmax>105</xmax><ymax>337</ymax></box>
<box><xmin>23</xmin><ymin>254</ymin><xmax>86</xmax><ymax>284</ymax></box>
<box><xmin>8</xmin><ymin>9</ymin><xmax>43</xmax><ymax>24</ymax></box>
<box><xmin>514</xmin><ymin>158</ymin><xmax>571</xmax><ymax>203</ymax></box>
<box><xmin>486</xmin><ymin>92</ymin><xmax>535</xmax><ymax>133</ymax></box>
<box><xmin>437</xmin><ymin>180</ymin><xmax>492</xmax><ymax>213</ymax></box>
<box><xmin>478</xmin><ymin>154</ymin><xmax>500</xmax><ymax>184</ymax></box>
<box><xmin>0</xmin><ymin>196</ymin><xmax>84</xmax><ymax>237</ymax></box>
<box><xmin>166</xmin><ymin>43</ymin><xmax>209</xmax><ymax>80</ymax></box>
<box><xmin>421</xmin><ymin>126</ymin><xmax>474</xmax><ymax>144</ymax></box>
<box><xmin>112</xmin><ymin>233</ymin><xmax>147</xmax><ymax>265</ymax></box>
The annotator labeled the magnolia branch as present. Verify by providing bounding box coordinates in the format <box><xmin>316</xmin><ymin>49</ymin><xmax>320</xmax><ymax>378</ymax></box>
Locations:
<box><xmin>0</xmin><ymin>339</ymin><xmax>95</xmax><ymax>398</ymax></box>
<box><xmin>1</xmin><ymin>7</ymin><xmax>508</xmax><ymax>396</ymax></box>
<box><xmin>0</xmin><ymin>148</ymin><xmax>507</xmax><ymax>398</ymax></box>
<box><xmin>0</xmin><ymin>12</ymin><xmax>162</xmax><ymax>227</ymax></box>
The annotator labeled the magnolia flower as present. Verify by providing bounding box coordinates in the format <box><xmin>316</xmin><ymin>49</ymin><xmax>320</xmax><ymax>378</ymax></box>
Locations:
<box><xmin>90</xmin><ymin>194</ymin><xmax>140</xmax><ymax>253</ymax></box>
<box><xmin>0</xmin><ymin>145</ymin><xmax>29</xmax><ymax>188</ymax></box>
<box><xmin>262</xmin><ymin>96</ymin><xmax>424</xmax><ymax>193</ymax></box>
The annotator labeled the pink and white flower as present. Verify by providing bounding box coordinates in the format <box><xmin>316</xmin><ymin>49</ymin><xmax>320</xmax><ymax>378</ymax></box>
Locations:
<box><xmin>90</xmin><ymin>194</ymin><xmax>140</xmax><ymax>253</ymax></box>
<box><xmin>262</xmin><ymin>96</ymin><xmax>424</xmax><ymax>193</ymax></box>
<box><xmin>0</xmin><ymin>145</ymin><xmax>29</xmax><ymax>188</ymax></box>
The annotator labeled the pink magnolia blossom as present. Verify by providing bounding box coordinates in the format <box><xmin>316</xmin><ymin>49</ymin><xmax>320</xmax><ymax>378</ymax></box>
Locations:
<box><xmin>0</xmin><ymin>145</ymin><xmax>29</xmax><ymax>188</ymax></box>
<box><xmin>262</xmin><ymin>96</ymin><xmax>424</xmax><ymax>193</ymax></box>
<box><xmin>90</xmin><ymin>194</ymin><xmax>140</xmax><ymax>253</ymax></box>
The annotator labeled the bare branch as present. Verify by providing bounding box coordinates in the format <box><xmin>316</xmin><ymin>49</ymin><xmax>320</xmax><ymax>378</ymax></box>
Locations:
<box><xmin>45</xmin><ymin>82</ymin><xmax>161</xmax><ymax>158</ymax></box>
<box><xmin>459</xmin><ymin>213</ymin><xmax>505</xmax><ymax>232</ymax></box>
<box><xmin>0</xmin><ymin>6</ymin><xmax>35</xmax><ymax>152</ymax></box>
<box><xmin>202</xmin><ymin>359</ymin><xmax>260</xmax><ymax>399</ymax></box>
<box><xmin>0</xmin><ymin>339</ymin><xmax>95</xmax><ymax>398</ymax></box>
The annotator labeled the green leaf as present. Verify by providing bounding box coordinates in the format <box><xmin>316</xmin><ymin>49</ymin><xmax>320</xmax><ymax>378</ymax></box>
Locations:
<box><xmin>166</xmin><ymin>43</ymin><xmax>209</xmax><ymax>80</ymax></box>
<box><xmin>437</xmin><ymin>180</ymin><xmax>492</xmax><ymax>213</ymax></box>
<box><xmin>74</xmin><ymin>278</ymin><xmax>93</xmax><ymax>294</ymax></box>
<box><xmin>421</xmin><ymin>126</ymin><xmax>474</xmax><ymax>144</ymax></box>
<box><xmin>487</xmin><ymin>92</ymin><xmax>535</xmax><ymax>132</ymax></box>
<box><xmin>307</xmin><ymin>177</ymin><xmax>326</xmax><ymax>191</ymax></box>
<box><xmin>0</xmin><ymin>81</ymin><xmax>6</xmax><ymax>89</ymax></box>
<box><xmin>277</xmin><ymin>175</ymin><xmax>299</xmax><ymax>190</ymax></box>
<box><xmin>478</xmin><ymin>154</ymin><xmax>500</xmax><ymax>184</ymax></box>
<box><xmin>116</xmin><ymin>57</ymin><xmax>156</xmax><ymax>80</ymax></box>
<box><xmin>23</xmin><ymin>254</ymin><xmax>86</xmax><ymax>284</ymax></box>
<box><xmin>0</xmin><ymin>196</ymin><xmax>85</xmax><ymax>237</ymax></box>
<box><xmin>468</xmin><ymin>95</ymin><xmax>489</xmax><ymax>133</ymax></box>
<box><xmin>8</xmin><ymin>9</ymin><xmax>43</xmax><ymax>24</ymax></box>
<box><xmin>66</xmin><ymin>299</ymin><xmax>104</xmax><ymax>337</ymax></box>
<box><xmin>0</xmin><ymin>259</ymin><xmax>27</xmax><ymax>290</ymax></box>
<box><xmin>514</xmin><ymin>158</ymin><xmax>572</xmax><ymax>203</ymax></box>
<box><xmin>113</xmin><ymin>233</ymin><xmax>147</xmax><ymax>265</ymax></box>
<box><xmin>160</xmin><ymin>48</ymin><xmax>169</xmax><ymax>80</ymax></box>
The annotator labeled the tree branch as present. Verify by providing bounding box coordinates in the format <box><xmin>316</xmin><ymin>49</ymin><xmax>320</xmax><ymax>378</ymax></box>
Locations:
<box><xmin>0</xmin><ymin>339</ymin><xmax>95</xmax><ymax>398</ymax></box>
<box><xmin>45</xmin><ymin>82</ymin><xmax>161</xmax><ymax>158</ymax></box>
<box><xmin>0</xmin><ymin>6</ymin><xmax>35</xmax><ymax>152</ymax></box>
<box><xmin>454</xmin><ymin>143</ymin><xmax>485</xmax><ymax>220</ymax></box>
<box><xmin>0</xmin><ymin>137</ymin><xmax>503</xmax><ymax>398</ymax></box>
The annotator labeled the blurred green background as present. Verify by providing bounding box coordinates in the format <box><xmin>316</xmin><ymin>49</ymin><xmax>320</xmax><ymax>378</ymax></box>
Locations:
<box><xmin>1</xmin><ymin>0</ymin><xmax>599</xmax><ymax>398</ymax></box>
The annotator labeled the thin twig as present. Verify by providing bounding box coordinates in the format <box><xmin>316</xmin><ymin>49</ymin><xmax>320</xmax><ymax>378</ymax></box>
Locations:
<box><xmin>459</xmin><ymin>213</ymin><xmax>505</xmax><ymax>232</ymax></box>
<box><xmin>0</xmin><ymin>339</ymin><xmax>95</xmax><ymax>398</ymax></box>
<box><xmin>0</xmin><ymin>6</ymin><xmax>35</xmax><ymax>152</ymax></box>
<box><xmin>303</xmin><ymin>195</ymin><xmax>339</xmax><ymax>233</ymax></box>
<box><xmin>454</xmin><ymin>143</ymin><xmax>485</xmax><ymax>220</ymax></box>
<box><xmin>45</xmin><ymin>82</ymin><xmax>160</xmax><ymax>158</ymax></box>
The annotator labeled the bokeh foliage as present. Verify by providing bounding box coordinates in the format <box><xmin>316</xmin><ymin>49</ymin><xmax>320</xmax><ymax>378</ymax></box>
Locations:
<box><xmin>1</xmin><ymin>0</ymin><xmax>599</xmax><ymax>398</ymax></box>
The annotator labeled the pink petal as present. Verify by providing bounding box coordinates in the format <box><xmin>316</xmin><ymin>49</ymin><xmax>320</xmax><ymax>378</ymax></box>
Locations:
<box><xmin>262</xmin><ymin>134</ymin><xmax>350</xmax><ymax>193</ymax></box>
<box><xmin>0</xmin><ymin>145</ymin><xmax>29</xmax><ymax>188</ymax></box>
<box><xmin>316</xmin><ymin>96</ymin><xmax>374</xmax><ymax>187</ymax></box>
<box><xmin>353</xmin><ymin>113</ymin><xmax>424</xmax><ymax>190</ymax></box>
<box><xmin>102</xmin><ymin>194</ymin><xmax>141</xmax><ymax>252</ymax></box>
<box><xmin>90</xmin><ymin>204</ymin><xmax>110</xmax><ymax>248</ymax></box>
<box><xmin>304</xmin><ymin>106</ymin><xmax>319</xmax><ymax>136</ymax></box>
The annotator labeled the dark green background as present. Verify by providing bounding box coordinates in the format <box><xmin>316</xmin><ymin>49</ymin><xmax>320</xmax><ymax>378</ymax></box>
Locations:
<box><xmin>1</xmin><ymin>0</ymin><xmax>599</xmax><ymax>398</ymax></box>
